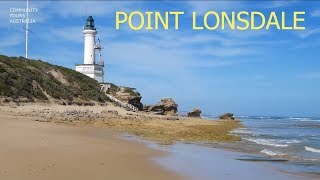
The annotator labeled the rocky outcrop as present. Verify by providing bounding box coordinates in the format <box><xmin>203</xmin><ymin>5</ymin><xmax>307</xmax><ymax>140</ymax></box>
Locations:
<box><xmin>219</xmin><ymin>113</ymin><xmax>235</xmax><ymax>120</ymax></box>
<box><xmin>110</xmin><ymin>86</ymin><xmax>143</xmax><ymax>110</ymax></box>
<box><xmin>128</xmin><ymin>96</ymin><xmax>143</xmax><ymax>110</ymax></box>
<box><xmin>187</xmin><ymin>108</ymin><xmax>201</xmax><ymax>118</ymax></box>
<box><xmin>144</xmin><ymin>98</ymin><xmax>178</xmax><ymax>116</ymax></box>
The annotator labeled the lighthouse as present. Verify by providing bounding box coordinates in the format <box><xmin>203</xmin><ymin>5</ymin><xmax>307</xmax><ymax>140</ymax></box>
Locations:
<box><xmin>75</xmin><ymin>16</ymin><xmax>104</xmax><ymax>83</ymax></box>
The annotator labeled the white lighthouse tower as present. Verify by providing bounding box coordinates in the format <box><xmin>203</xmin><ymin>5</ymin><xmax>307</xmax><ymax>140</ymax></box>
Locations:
<box><xmin>75</xmin><ymin>16</ymin><xmax>104</xmax><ymax>83</ymax></box>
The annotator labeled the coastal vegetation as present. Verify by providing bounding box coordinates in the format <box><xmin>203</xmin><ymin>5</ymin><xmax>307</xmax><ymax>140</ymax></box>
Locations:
<box><xmin>0</xmin><ymin>55</ymin><xmax>107</xmax><ymax>103</ymax></box>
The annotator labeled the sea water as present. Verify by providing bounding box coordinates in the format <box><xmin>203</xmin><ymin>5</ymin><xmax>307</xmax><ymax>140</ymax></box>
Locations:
<box><xmin>122</xmin><ymin>114</ymin><xmax>320</xmax><ymax>178</ymax></box>
<box><xmin>227</xmin><ymin>115</ymin><xmax>320</xmax><ymax>174</ymax></box>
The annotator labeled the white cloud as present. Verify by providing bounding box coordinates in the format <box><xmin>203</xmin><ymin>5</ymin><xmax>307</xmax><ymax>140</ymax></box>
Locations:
<box><xmin>190</xmin><ymin>47</ymin><xmax>259</xmax><ymax>58</ymax></box>
<box><xmin>254</xmin><ymin>75</ymin><xmax>265</xmax><ymax>80</ymax></box>
<box><xmin>50</xmin><ymin>26</ymin><xmax>83</xmax><ymax>43</ymax></box>
<box><xmin>261</xmin><ymin>1</ymin><xmax>296</xmax><ymax>9</ymax></box>
<box><xmin>298</xmin><ymin>72</ymin><xmax>320</xmax><ymax>80</ymax></box>
<box><xmin>186</xmin><ymin>1</ymin><xmax>296</xmax><ymax>16</ymax></box>
<box><xmin>0</xmin><ymin>31</ymin><xmax>24</xmax><ymax>50</ymax></box>
<box><xmin>46</xmin><ymin>1</ymin><xmax>137</xmax><ymax>18</ymax></box>
<box><xmin>311</xmin><ymin>9</ymin><xmax>320</xmax><ymax>17</ymax></box>
<box><xmin>187</xmin><ymin>1</ymin><xmax>244</xmax><ymax>15</ymax></box>
<box><xmin>298</xmin><ymin>28</ymin><xmax>320</xmax><ymax>39</ymax></box>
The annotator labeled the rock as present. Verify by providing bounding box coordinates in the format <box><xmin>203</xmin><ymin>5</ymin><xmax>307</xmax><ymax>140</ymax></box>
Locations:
<box><xmin>219</xmin><ymin>113</ymin><xmax>235</xmax><ymax>120</ymax></box>
<box><xmin>143</xmin><ymin>105</ymin><xmax>151</xmax><ymax>112</ymax></box>
<box><xmin>159</xmin><ymin>140</ymin><xmax>174</xmax><ymax>145</ymax></box>
<box><xmin>187</xmin><ymin>108</ymin><xmax>201</xmax><ymax>118</ymax></box>
<box><xmin>152</xmin><ymin>108</ymin><xmax>164</xmax><ymax>115</ymax></box>
<box><xmin>128</xmin><ymin>96</ymin><xmax>143</xmax><ymax>110</ymax></box>
<box><xmin>101</xmin><ymin>110</ymin><xmax>118</xmax><ymax>115</ymax></box>
<box><xmin>165</xmin><ymin>117</ymin><xmax>179</xmax><ymax>120</ymax></box>
<box><xmin>146</xmin><ymin>98</ymin><xmax>178</xmax><ymax>116</ymax></box>
<box><xmin>113</xmin><ymin>87</ymin><xmax>143</xmax><ymax>110</ymax></box>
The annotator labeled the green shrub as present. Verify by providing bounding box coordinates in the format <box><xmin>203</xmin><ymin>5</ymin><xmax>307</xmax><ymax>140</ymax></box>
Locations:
<box><xmin>0</xmin><ymin>54</ymin><xmax>107</xmax><ymax>102</ymax></box>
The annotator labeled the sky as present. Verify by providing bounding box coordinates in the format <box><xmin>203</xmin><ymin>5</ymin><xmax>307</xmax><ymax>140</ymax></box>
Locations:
<box><xmin>0</xmin><ymin>1</ymin><xmax>320</xmax><ymax>117</ymax></box>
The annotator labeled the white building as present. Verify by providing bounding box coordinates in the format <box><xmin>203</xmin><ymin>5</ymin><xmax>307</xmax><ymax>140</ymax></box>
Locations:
<box><xmin>75</xmin><ymin>16</ymin><xmax>104</xmax><ymax>83</ymax></box>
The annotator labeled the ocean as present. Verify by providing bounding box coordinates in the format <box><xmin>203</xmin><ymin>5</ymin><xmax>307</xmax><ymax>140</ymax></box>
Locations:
<box><xmin>223</xmin><ymin>115</ymin><xmax>320</xmax><ymax>175</ymax></box>
<box><xmin>123</xmin><ymin>114</ymin><xmax>320</xmax><ymax>179</ymax></box>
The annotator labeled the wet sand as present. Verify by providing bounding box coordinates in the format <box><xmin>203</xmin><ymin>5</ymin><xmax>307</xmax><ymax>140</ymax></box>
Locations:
<box><xmin>150</xmin><ymin>143</ymin><xmax>310</xmax><ymax>180</ymax></box>
<box><xmin>0</xmin><ymin>110</ymin><xmax>182</xmax><ymax>180</ymax></box>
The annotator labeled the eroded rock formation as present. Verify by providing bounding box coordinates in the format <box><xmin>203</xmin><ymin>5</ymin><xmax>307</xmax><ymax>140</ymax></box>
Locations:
<box><xmin>219</xmin><ymin>113</ymin><xmax>235</xmax><ymax>120</ymax></box>
<box><xmin>144</xmin><ymin>98</ymin><xmax>178</xmax><ymax>116</ymax></box>
<box><xmin>187</xmin><ymin>108</ymin><xmax>202</xmax><ymax>118</ymax></box>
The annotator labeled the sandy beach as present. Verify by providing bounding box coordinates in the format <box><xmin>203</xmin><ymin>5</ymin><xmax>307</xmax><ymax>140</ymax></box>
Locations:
<box><xmin>0</xmin><ymin>104</ymin><xmax>315</xmax><ymax>180</ymax></box>
<box><xmin>0</xmin><ymin>105</ymin><xmax>182</xmax><ymax>180</ymax></box>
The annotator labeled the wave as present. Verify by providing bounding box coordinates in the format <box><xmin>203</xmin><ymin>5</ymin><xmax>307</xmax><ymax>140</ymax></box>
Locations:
<box><xmin>248</xmin><ymin>116</ymin><xmax>288</xmax><ymax>120</ymax></box>
<box><xmin>288</xmin><ymin>117</ymin><xmax>310</xmax><ymax>120</ymax></box>
<box><xmin>234</xmin><ymin>115</ymin><xmax>249</xmax><ymax>118</ymax></box>
<box><xmin>288</xmin><ymin>117</ymin><xmax>320</xmax><ymax>122</ymax></box>
<box><xmin>261</xmin><ymin>149</ymin><xmax>286</xmax><ymax>156</ymax></box>
<box><xmin>230</xmin><ymin>128</ymin><xmax>255</xmax><ymax>135</ymax></box>
<box><xmin>257</xmin><ymin>116</ymin><xmax>272</xmax><ymax>119</ymax></box>
<box><xmin>300</xmin><ymin>119</ymin><xmax>320</xmax><ymax>122</ymax></box>
<box><xmin>243</xmin><ymin>138</ymin><xmax>290</xmax><ymax>147</ymax></box>
<box><xmin>308</xmin><ymin>136</ymin><xmax>320</xmax><ymax>141</ymax></box>
<box><xmin>280</xmin><ymin>139</ymin><xmax>302</xmax><ymax>144</ymax></box>
<box><xmin>305</xmin><ymin>146</ymin><xmax>320</xmax><ymax>153</ymax></box>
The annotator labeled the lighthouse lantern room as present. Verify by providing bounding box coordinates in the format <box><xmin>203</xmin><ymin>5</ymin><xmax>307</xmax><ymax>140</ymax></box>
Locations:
<box><xmin>75</xmin><ymin>16</ymin><xmax>104</xmax><ymax>83</ymax></box>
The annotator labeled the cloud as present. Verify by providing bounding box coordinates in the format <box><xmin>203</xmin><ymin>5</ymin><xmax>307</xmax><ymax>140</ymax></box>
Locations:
<box><xmin>186</xmin><ymin>1</ymin><xmax>296</xmax><ymax>16</ymax></box>
<box><xmin>311</xmin><ymin>9</ymin><xmax>320</xmax><ymax>17</ymax></box>
<box><xmin>298</xmin><ymin>28</ymin><xmax>320</xmax><ymax>39</ymax></box>
<box><xmin>254</xmin><ymin>75</ymin><xmax>265</xmax><ymax>80</ymax></box>
<box><xmin>50</xmin><ymin>26</ymin><xmax>83</xmax><ymax>43</ymax></box>
<box><xmin>45</xmin><ymin>1</ymin><xmax>137</xmax><ymax>18</ymax></box>
<box><xmin>190</xmin><ymin>47</ymin><xmax>259</xmax><ymax>58</ymax></box>
<box><xmin>298</xmin><ymin>72</ymin><xmax>320</xmax><ymax>80</ymax></box>
<box><xmin>0</xmin><ymin>31</ymin><xmax>25</xmax><ymax>54</ymax></box>
<box><xmin>187</xmin><ymin>1</ymin><xmax>244</xmax><ymax>15</ymax></box>
<box><xmin>261</xmin><ymin>1</ymin><xmax>296</xmax><ymax>9</ymax></box>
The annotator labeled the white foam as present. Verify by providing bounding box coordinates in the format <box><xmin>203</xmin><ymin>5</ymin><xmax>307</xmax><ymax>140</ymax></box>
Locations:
<box><xmin>280</xmin><ymin>139</ymin><xmax>302</xmax><ymax>144</ymax></box>
<box><xmin>243</xmin><ymin>138</ymin><xmax>289</xmax><ymax>147</ymax></box>
<box><xmin>288</xmin><ymin>117</ymin><xmax>320</xmax><ymax>122</ymax></box>
<box><xmin>300</xmin><ymin>119</ymin><xmax>320</xmax><ymax>122</ymax></box>
<box><xmin>261</xmin><ymin>149</ymin><xmax>286</xmax><ymax>156</ymax></box>
<box><xmin>289</xmin><ymin>117</ymin><xmax>309</xmax><ymax>120</ymax></box>
<box><xmin>235</xmin><ymin>115</ymin><xmax>248</xmax><ymax>118</ymax></box>
<box><xmin>230</xmin><ymin>128</ymin><xmax>254</xmax><ymax>135</ymax></box>
<box><xmin>305</xmin><ymin>146</ymin><xmax>320</xmax><ymax>153</ymax></box>
<box><xmin>258</xmin><ymin>116</ymin><xmax>269</xmax><ymax>119</ymax></box>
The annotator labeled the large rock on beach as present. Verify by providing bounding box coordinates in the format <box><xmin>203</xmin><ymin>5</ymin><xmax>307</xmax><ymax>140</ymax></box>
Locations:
<box><xmin>187</xmin><ymin>108</ymin><xmax>202</xmax><ymax>118</ymax></box>
<box><xmin>112</xmin><ymin>87</ymin><xmax>143</xmax><ymax>110</ymax></box>
<box><xmin>219</xmin><ymin>113</ymin><xmax>235</xmax><ymax>120</ymax></box>
<box><xmin>146</xmin><ymin>98</ymin><xmax>178</xmax><ymax>116</ymax></box>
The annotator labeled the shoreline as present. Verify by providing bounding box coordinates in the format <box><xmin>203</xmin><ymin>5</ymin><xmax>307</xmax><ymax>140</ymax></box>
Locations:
<box><xmin>7</xmin><ymin>103</ymin><xmax>242</xmax><ymax>144</ymax></box>
<box><xmin>121</xmin><ymin>133</ymin><xmax>319</xmax><ymax>180</ymax></box>
<box><xmin>0</xmin><ymin>103</ymin><xmax>317</xmax><ymax>179</ymax></box>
